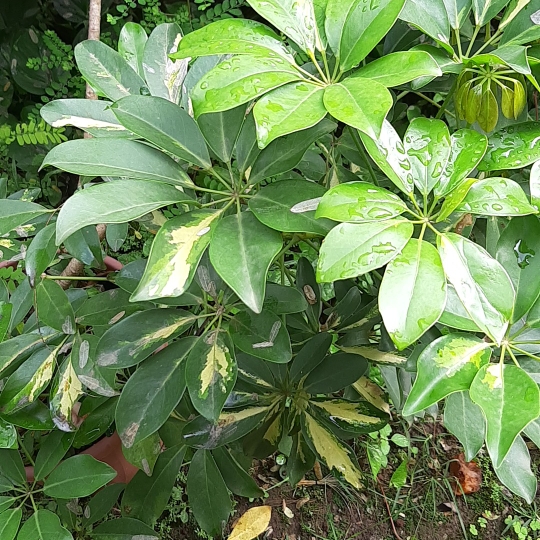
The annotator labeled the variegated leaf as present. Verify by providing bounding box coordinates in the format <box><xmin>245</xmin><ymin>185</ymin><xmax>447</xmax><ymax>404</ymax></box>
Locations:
<box><xmin>50</xmin><ymin>359</ymin><xmax>83</xmax><ymax>432</ymax></box>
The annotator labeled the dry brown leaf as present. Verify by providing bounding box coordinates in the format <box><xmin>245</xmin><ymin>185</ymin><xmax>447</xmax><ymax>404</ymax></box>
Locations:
<box><xmin>296</xmin><ymin>496</ymin><xmax>310</xmax><ymax>510</ymax></box>
<box><xmin>228</xmin><ymin>506</ymin><xmax>272</xmax><ymax>540</ymax></box>
<box><xmin>449</xmin><ymin>453</ymin><xmax>482</xmax><ymax>495</ymax></box>
<box><xmin>282</xmin><ymin>500</ymin><xmax>294</xmax><ymax>519</ymax></box>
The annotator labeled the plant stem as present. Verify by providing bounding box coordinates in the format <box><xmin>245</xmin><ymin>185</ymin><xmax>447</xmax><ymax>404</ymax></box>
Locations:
<box><xmin>474</xmin><ymin>29</ymin><xmax>502</xmax><ymax>56</ymax></box>
<box><xmin>210</xmin><ymin>168</ymin><xmax>234</xmax><ymax>192</ymax></box>
<box><xmin>302</xmin><ymin>237</ymin><xmax>321</xmax><ymax>253</ymax></box>
<box><xmin>321</xmin><ymin>48</ymin><xmax>331</xmax><ymax>82</ymax></box>
<box><xmin>435</xmin><ymin>77</ymin><xmax>459</xmax><ymax>120</ymax></box>
<box><xmin>18</xmin><ymin>433</ymin><xmax>34</xmax><ymax>466</ymax></box>
<box><xmin>348</xmin><ymin>126</ymin><xmax>379</xmax><ymax>186</ymax></box>
<box><xmin>414</xmin><ymin>93</ymin><xmax>456</xmax><ymax>118</ymax></box>
<box><xmin>308</xmin><ymin>51</ymin><xmax>329</xmax><ymax>83</ymax></box>
<box><xmin>454</xmin><ymin>28</ymin><xmax>463</xmax><ymax>60</ymax></box>
<box><xmin>195</xmin><ymin>185</ymin><xmax>230</xmax><ymax>196</ymax></box>
<box><xmin>509</xmin><ymin>344</ymin><xmax>540</xmax><ymax>363</ymax></box>
<box><xmin>465</xmin><ymin>25</ymin><xmax>481</xmax><ymax>57</ymax></box>
<box><xmin>507</xmin><ymin>346</ymin><xmax>521</xmax><ymax>367</ymax></box>
<box><xmin>45</xmin><ymin>275</ymin><xmax>109</xmax><ymax>282</ymax></box>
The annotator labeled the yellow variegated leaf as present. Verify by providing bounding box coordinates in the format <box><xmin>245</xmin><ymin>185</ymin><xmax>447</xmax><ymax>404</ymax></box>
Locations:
<box><xmin>352</xmin><ymin>377</ymin><xmax>391</xmax><ymax>414</ymax></box>
<box><xmin>229</xmin><ymin>506</ymin><xmax>272</xmax><ymax>540</ymax></box>
<box><xmin>131</xmin><ymin>210</ymin><xmax>221</xmax><ymax>302</ymax></box>
<box><xmin>338</xmin><ymin>345</ymin><xmax>406</xmax><ymax>365</ymax></box>
<box><xmin>302</xmin><ymin>413</ymin><xmax>362</xmax><ymax>488</ymax></box>
<box><xmin>50</xmin><ymin>359</ymin><xmax>83</xmax><ymax>432</ymax></box>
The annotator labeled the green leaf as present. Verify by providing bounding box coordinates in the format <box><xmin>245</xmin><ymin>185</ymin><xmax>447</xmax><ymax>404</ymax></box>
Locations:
<box><xmin>249</xmin><ymin>179</ymin><xmax>333</xmax><ymax>235</ymax></box>
<box><xmin>304</xmin><ymin>352</ymin><xmax>368</xmax><ymax>393</ymax></box>
<box><xmin>326</xmin><ymin>0</ymin><xmax>406</xmax><ymax>71</ymax></box>
<box><xmin>0</xmin><ymin>508</ymin><xmax>22</xmax><ymax>540</ymax></box>
<box><xmin>34</xmin><ymin>431</ymin><xmax>75</xmax><ymax>481</ymax></box>
<box><xmin>56</xmin><ymin>179</ymin><xmax>192</xmax><ymax>245</ymax></box>
<box><xmin>212</xmin><ymin>447</ymin><xmax>263</xmax><ymax>498</ymax></box>
<box><xmin>403</xmin><ymin>335</ymin><xmax>491</xmax><ymax>416</ymax></box>
<box><xmin>122</xmin><ymin>445</ymin><xmax>186</xmax><ymax>525</ymax></box>
<box><xmin>187</xmin><ymin>449</ymin><xmax>232</xmax><ymax>537</ymax></box>
<box><xmin>501</xmin><ymin>0</ymin><xmax>540</xmax><ymax>46</ymax></box>
<box><xmin>444</xmin><ymin>391</ymin><xmax>485</xmax><ymax>461</ymax></box>
<box><xmin>0</xmin><ymin>345</ymin><xmax>60</xmax><ymax>414</ymax></box>
<box><xmin>41</xmin><ymin>99</ymin><xmax>131</xmax><ymax>138</ymax></box>
<box><xmin>118</xmin><ymin>23</ymin><xmax>147</xmax><ymax>76</ymax></box>
<box><xmin>442</xmin><ymin>0</ymin><xmax>473</xmax><ymax>29</ymax></box>
<box><xmin>209</xmin><ymin>212</ymin><xmax>282</xmax><ymax>313</ymax></box>
<box><xmin>42</xmin><ymin>139</ymin><xmax>194</xmax><ymax>188</ymax></box>
<box><xmin>36</xmin><ymin>280</ymin><xmax>75</xmax><ymax>334</ymax></box>
<box><xmin>92</xmin><ymin>519</ymin><xmax>158</xmax><ymax>539</ymax></box>
<box><xmin>496</xmin><ymin>216</ymin><xmax>540</xmax><ymax>321</ymax></box>
<box><xmin>436</xmin><ymin>177</ymin><xmax>476</xmax><ymax>222</ymax></box>
<box><xmin>324</xmin><ymin>78</ymin><xmax>393</xmax><ymax>139</ymax></box>
<box><xmin>248</xmin><ymin>118</ymin><xmax>336</xmax><ymax>184</ymax></box>
<box><xmin>316</xmin><ymin>181</ymin><xmax>407</xmax><ymax>223</ymax></box>
<box><xmin>112</xmin><ymin>96</ymin><xmax>211</xmax><ymax>168</ymax></box>
<box><xmin>360</xmin><ymin>121</ymin><xmax>414</xmax><ymax>194</ymax></box>
<box><xmin>44</xmin><ymin>455</ymin><xmax>116</xmax><ymax>498</ymax></box>
<box><xmin>131</xmin><ymin>210</ymin><xmax>220</xmax><ymax>302</ymax></box>
<box><xmin>309</xmin><ymin>398</ymin><xmax>389</xmax><ymax>434</ymax></box>
<box><xmin>399</xmin><ymin>0</ymin><xmax>453</xmax><ymax>54</ymax></box>
<box><xmin>338</xmin><ymin>346</ymin><xmax>406</xmax><ymax>366</ymax></box>
<box><xmin>25</xmin><ymin>223</ymin><xmax>57</xmax><ymax>287</ymax></box>
<box><xmin>353</xmin><ymin>51</ymin><xmax>442</xmax><ymax>87</ymax></box>
<box><xmin>438</xmin><ymin>233</ymin><xmax>515</xmax><ymax>344</ymax></box>
<box><xmin>0</xmin><ymin>419</ymin><xmax>16</xmax><ymax>449</ymax></box>
<box><xmin>479</xmin><ymin>122</ymin><xmax>540</xmax><ymax>171</ymax></box>
<box><xmin>439</xmin><ymin>284</ymin><xmax>482</xmax><ymax>331</ymax></box>
<box><xmin>0</xmin><ymin>304</ymin><xmax>11</xmax><ymax>344</ymax></box>
<box><xmin>192</xmin><ymin>56</ymin><xmax>301</xmax><ymax>117</ymax></box>
<box><xmin>2</xmin><ymin>401</ymin><xmax>54</xmax><ymax>431</ymax></box>
<box><xmin>143</xmin><ymin>23</ymin><xmax>187</xmax><ymax>103</ymax></box>
<box><xmin>434</xmin><ymin>128</ymin><xmax>488</xmax><ymax>197</ymax></box>
<box><xmin>290</xmin><ymin>332</ymin><xmax>332</xmax><ymax>383</ymax></box>
<box><xmin>73</xmin><ymin>398</ymin><xmax>118</xmax><ymax>449</ymax></box>
<box><xmin>264</xmin><ymin>283</ymin><xmax>308</xmax><ymax>315</ymax></box>
<box><xmin>0</xmin><ymin>450</ymin><xmax>25</xmax><ymax>486</ymax></box>
<box><xmin>236</xmin><ymin>113</ymin><xmax>262</xmax><ymax>177</ymax></box>
<box><xmin>254</xmin><ymin>82</ymin><xmax>327</xmax><ymax>148</ymax></box>
<box><xmin>81</xmin><ymin>483</ymin><xmax>126</xmax><ymax>527</ymax></box>
<box><xmin>404</xmin><ymin>117</ymin><xmax>451</xmax><ymax>196</ymax></box>
<box><xmin>288</xmin><ymin>433</ymin><xmax>316</xmax><ymax>486</ymax></box>
<box><xmin>302</xmin><ymin>413</ymin><xmax>362</xmax><ymax>488</ymax></box>
<box><xmin>0</xmin><ymin>200</ymin><xmax>49</xmax><ymax>237</ymax></box>
<box><xmin>75</xmin><ymin>40</ymin><xmax>147</xmax><ymax>101</ymax></box>
<box><xmin>317</xmin><ymin>220</ymin><xmax>414</xmax><ymax>282</ymax></box>
<box><xmin>198</xmin><ymin>104</ymin><xmax>247</xmax><ymax>163</ymax></box>
<box><xmin>49</xmin><ymin>359</ymin><xmax>83</xmax><ymax>432</ymax></box>
<box><xmin>182</xmin><ymin>406</ymin><xmax>270</xmax><ymax>449</ymax></box>
<box><xmin>494</xmin><ymin>435</ymin><xmax>537</xmax><ymax>504</ymax></box>
<box><xmin>473</xmin><ymin>0</ymin><xmax>512</xmax><ymax>25</ymax></box>
<box><xmin>237</xmin><ymin>352</ymin><xmax>277</xmax><ymax>389</ymax></box>
<box><xmin>172</xmin><ymin>19</ymin><xmax>294</xmax><ymax>62</ymax></box>
<box><xmin>230</xmin><ymin>309</ymin><xmax>292</xmax><ymax>363</ymax></box>
<box><xmin>63</xmin><ymin>226</ymin><xmax>104</xmax><ymax>268</ymax></box>
<box><xmin>477</xmin><ymin>86</ymin><xmax>498</xmax><ymax>132</ymax></box>
<box><xmin>186</xmin><ymin>331</ymin><xmax>237</xmax><ymax>422</ymax></box>
<box><xmin>380</xmin><ymin>239</ymin><xmax>447</xmax><ymax>350</ymax></box>
<box><xmin>116</xmin><ymin>338</ymin><xmax>195</xmax><ymax>448</ymax></box>
<box><xmin>106</xmin><ymin>222</ymin><xmax>128</xmax><ymax>252</ymax></box>
<box><xmin>17</xmin><ymin>509</ymin><xmax>72</xmax><ymax>540</ymax></box>
<box><xmin>470</xmin><ymin>364</ymin><xmax>540</xmax><ymax>467</ymax></box>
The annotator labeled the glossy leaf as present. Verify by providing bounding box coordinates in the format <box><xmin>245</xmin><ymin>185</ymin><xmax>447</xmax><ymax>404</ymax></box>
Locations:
<box><xmin>324</xmin><ymin>78</ymin><xmax>392</xmax><ymax>138</ymax></box>
<box><xmin>41</xmin><ymin>99</ymin><xmax>131</xmax><ymax>138</ymax></box>
<box><xmin>25</xmin><ymin>223</ymin><xmax>56</xmax><ymax>287</ymax></box>
<box><xmin>0</xmin><ymin>449</ymin><xmax>25</xmax><ymax>486</ymax></box>
<box><xmin>304</xmin><ymin>352</ymin><xmax>369</xmax><ymax>393</ymax></box>
<box><xmin>316</xmin><ymin>181</ymin><xmax>407</xmax><ymax>223</ymax></box>
<box><xmin>470</xmin><ymin>363</ymin><xmax>540</xmax><ymax>467</ymax></box>
<box><xmin>353</xmin><ymin>51</ymin><xmax>442</xmax><ymax>87</ymax></box>
<box><xmin>494</xmin><ymin>435</ymin><xmax>537</xmax><ymax>504</ymax></box>
<box><xmin>317</xmin><ymin>220</ymin><xmax>414</xmax><ymax>282</ymax></box>
<box><xmin>302</xmin><ymin>413</ymin><xmax>362</xmax><ymax>488</ymax></box>
<box><xmin>479</xmin><ymin>122</ymin><xmax>540</xmax><ymax>171</ymax></box>
<box><xmin>118</xmin><ymin>22</ymin><xmax>147</xmax><ymax>76</ymax></box>
<box><xmin>249</xmin><ymin>179</ymin><xmax>333</xmax><ymax>235</ymax></box>
<box><xmin>501</xmin><ymin>0</ymin><xmax>540</xmax><ymax>46</ymax></box>
<box><xmin>0</xmin><ymin>200</ymin><xmax>50</xmax><ymax>237</ymax></box>
<box><xmin>143</xmin><ymin>23</ymin><xmax>187</xmax><ymax>103</ymax></box>
<box><xmin>210</xmin><ymin>212</ymin><xmax>282</xmax><ymax>313</ymax></box>
<box><xmin>380</xmin><ymin>239</ymin><xmax>447</xmax><ymax>350</ymax></box>
<box><xmin>473</xmin><ymin>0</ymin><xmax>512</xmax><ymax>25</ymax></box>
<box><xmin>17</xmin><ymin>510</ymin><xmax>72</xmax><ymax>540</ymax></box>
<box><xmin>444</xmin><ymin>391</ymin><xmax>485</xmax><ymax>461</ymax></box>
<box><xmin>187</xmin><ymin>449</ymin><xmax>231</xmax><ymax>536</ymax></box>
<box><xmin>326</xmin><ymin>0</ymin><xmax>406</xmax><ymax>71</ymax></box>
<box><xmin>439</xmin><ymin>284</ymin><xmax>482</xmax><ymax>331</ymax></box>
<box><xmin>403</xmin><ymin>334</ymin><xmax>491</xmax><ymax>416</ymax></box>
<box><xmin>230</xmin><ymin>309</ymin><xmax>292</xmax><ymax>363</ymax></box>
<box><xmin>74</xmin><ymin>40</ymin><xmax>147</xmax><ymax>101</ymax></box>
<box><xmin>122</xmin><ymin>445</ymin><xmax>186</xmax><ymax>525</ymax></box>
<box><xmin>436</xmin><ymin>177</ymin><xmax>476</xmax><ymax>222</ymax></box>
<box><xmin>44</xmin><ymin>455</ymin><xmax>116</xmax><ymax>498</ymax></box>
<box><xmin>192</xmin><ymin>56</ymin><xmax>301</xmax><ymax>117</ymax></box>
<box><xmin>288</xmin><ymin>433</ymin><xmax>316</xmax><ymax>486</ymax></box>
<box><xmin>360</xmin><ymin>121</ymin><xmax>414</xmax><ymax>194</ymax></box>
<box><xmin>438</xmin><ymin>233</ymin><xmax>515</xmax><ymax>344</ymax></box>
<box><xmin>112</xmin><ymin>95</ymin><xmax>211</xmax><ymax>168</ymax></box>
<box><xmin>212</xmin><ymin>446</ymin><xmax>263</xmax><ymax>498</ymax></box>
<box><xmin>34</xmin><ymin>431</ymin><xmax>75</xmax><ymax>481</ymax></box>
<box><xmin>187</xmin><ymin>331</ymin><xmax>237</xmax><ymax>422</ymax></box>
<box><xmin>173</xmin><ymin>19</ymin><xmax>293</xmax><ymax>61</ymax></box>
<box><xmin>290</xmin><ymin>332</ymin><xmax>332</xmax><ymax>383</ymax></box>
<box><xmin>63</xmin><ymin>226</ymin><xmax>104</xmax><ymax>268</ymax></box>
<box><xmin>496</xmin><ymin>216</ymin><xmax>540</xmax><ymax>321</ymax></box>
<box><xmin>36</xmin><ymin>280</ymin><xmax>76</xmax><ymax>334</ymax></box>
<box><xmin>443</xmin><ymin>0</ymin><xmax>473</xmax><ymax>28</ymax></box>
<box><xmin>131</xmin><ymin>210</ymin><xmax>220</xmax><ymax>302</ymax></box>
<box><xmin>96</xmin><ymin>309</ymin><xmax>197</xmax><ymax>368</ymax></box>
<box><xmin>249</xmin><ymin>118</ymin><xmax>336</xmax><ymax>184</ymax></box>
<box><xmin>42</xmin><ymin>139</ymin><xmax>194</xmax><ymax>188</ymax></box>
<box><xmin>254</xmin><ymin>81</ymin><xmax>326</xmax><ymax>148</ymax></box>
<box><xmin>91</xmin><ymin>518</ymin><xmax>158</xmax><ymax>539</ymax></box>
<box><xmin>116</xmin><ymin>338</ymin><xmax>195</xmax><ymax>448</ymax></box>
<box><xmin>81</xmin><ymin>483</ymin><xmax>126</xmax><ymax>527</ymax></box>
<box><xmin>0</xmin><ymin>508</ymin><xmax>21</xmax><ymax>540</ymax></box>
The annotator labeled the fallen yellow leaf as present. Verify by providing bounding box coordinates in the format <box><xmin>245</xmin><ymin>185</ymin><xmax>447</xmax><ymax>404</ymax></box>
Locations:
<box><xmin>228</xmin><ymin>506</ymin><xmax>272</xmax><ymax>540</ymax></box>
